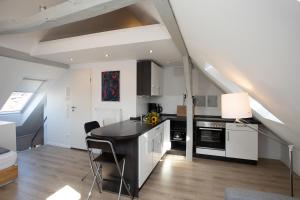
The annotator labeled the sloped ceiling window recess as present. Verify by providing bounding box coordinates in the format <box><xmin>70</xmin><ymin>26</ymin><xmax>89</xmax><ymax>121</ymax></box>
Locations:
<box><xmin>203</xmin><ymin>64</ymin><xmax>284</xmax><ymax>124</ymax></box>
<box><xmin>0</xmin><ymin>92</ymin><xmax>33</xmax><ymax>113</ymax></box>
<box><xmin>0</xmin><ymin>79</ymin><xmax>43</xmax><ymax>114</ymax></box>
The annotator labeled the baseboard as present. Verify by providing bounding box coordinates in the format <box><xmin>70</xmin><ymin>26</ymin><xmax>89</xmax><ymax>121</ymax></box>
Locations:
<box><xmin>45</xmin><ymin>141</ymin><xmax>70</xmax><ymax>149</ymax></box>
<box><xmin>194</xmin><ymin>154</ymin><xmax>257</xmax><ymax>165</ymax></box>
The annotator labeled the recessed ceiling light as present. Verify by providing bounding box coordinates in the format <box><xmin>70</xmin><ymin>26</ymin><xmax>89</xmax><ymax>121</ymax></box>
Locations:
<box><xmin>105</xmin><ymin>54</ymin><xmax>110</xmax><ymax>58</ymax></box>
<box><xmin>149</xmin><ymin>50</ymin><xmax>153</xmax><ymax>54</ymax></box>
<box><xmin>69</xmin><ymin>57</ymin><xmax>73</xmax><ymax>62</ymax></box>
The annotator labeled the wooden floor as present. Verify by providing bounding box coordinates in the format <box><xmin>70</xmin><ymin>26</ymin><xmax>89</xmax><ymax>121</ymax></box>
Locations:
<box><xmin>0</xmin><ymin>145</ymin><xmax>299</xmax><ymax>200</ymax></box>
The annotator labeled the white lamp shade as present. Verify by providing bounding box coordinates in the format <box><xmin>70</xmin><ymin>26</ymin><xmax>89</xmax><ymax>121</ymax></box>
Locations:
<box><xmin>221</xmin><ymin>92</ymin><xmax>252</xmax><ymax>119</ymax></box>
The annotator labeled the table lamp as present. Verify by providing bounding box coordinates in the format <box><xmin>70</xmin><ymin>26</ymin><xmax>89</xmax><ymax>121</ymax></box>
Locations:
<box><xmin>221</xmin><ymin>92</ymin><xmax>295</xmax><ymax>197</ymax></box>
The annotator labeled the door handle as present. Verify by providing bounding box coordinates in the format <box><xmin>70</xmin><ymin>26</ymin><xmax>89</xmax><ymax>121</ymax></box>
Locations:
<box><xmin>71</xmin><ymin>106</ymin><xmax>77</xmax><ymax>111</ymax></box>
<box><xmin>152</xmin><ymin>139</ymin><xmax>154</xmax><ymax>152</ymax></box>
<box><xmin>198</xmin><ymin>128</ymin><xmax>223</xmax><ymax>131</ymax></box>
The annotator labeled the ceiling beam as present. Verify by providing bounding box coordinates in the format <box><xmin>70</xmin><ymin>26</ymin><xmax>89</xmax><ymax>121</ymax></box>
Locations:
<box><xmin>0</xmin><ymin>0</ymin><xmax>138</xmax><ymax>35</ymax></box>
<box><xmin>154</xmin><ymin>0</ymin><xmax>193</xmax><ymax>161</ymax></box>
<box><xmin>0</xmin><ymin>46</ymin><xmax>69</xmax><ymax>69</ymax></box>
<box><xmin>153</xmin><ymin>0</ymin><xmax>188</xmax><ymax>56</ymax></box>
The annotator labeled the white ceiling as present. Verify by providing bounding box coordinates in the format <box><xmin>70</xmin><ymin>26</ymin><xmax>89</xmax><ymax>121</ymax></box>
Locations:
<box><xmin>0</xmin><ymin>0</ymin><xmax>66</xmax><ymax>20</ymax></box>
<box><xmin>0</xmin><ymin>0</ymin><xmax>182</xmax><ymax>66</ymax></box>
<box><xmin>34</xmin><ymin>39</ymin><xmax>182</xmax><ymax>66</ymax></box>
<box><xmin>170</xmin><ymin>0</ymin><xmax>300</xmax><ymax>168</ymax></box>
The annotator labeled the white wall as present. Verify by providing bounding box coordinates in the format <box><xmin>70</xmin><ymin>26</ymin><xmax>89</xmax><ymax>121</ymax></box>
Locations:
<box><xmin>0</xmin><ymin>56</ymin><xmax>65</xmax><ymax>108</ymax></box>
<box><xmin>46</xmin><ymin>71</ymin><xmax>71</xmax><ymax>148</ymax></box>
<box><xmin>258</xmin><ymin>126</ymin><xmax>285</xmax><ymax>160</ymax></box>
<box><xmin>0</xmin><ymin>56</ymin><xmax>66</xmax><ymax>148</ymax></box>
<box><xmin>151</xmin><ymin>66</ymin><xmax>223</xmax><ymax>116</ymax></box>
<box><xmin>88</xmin><ymin>60</ymin><xmax>138</xmax><ymax>122</ymax></box>
<box><xmin>46</xmin><ymin>60</ymin><xmax>140</xmax><ymax>147</ymax></box>
<box><xmin>150</xmin><ymin>66</ymin><xmax>185</xmax><ymax>114</ymax></box>
<box><xmin>137</xmin><ymin>96</ymin><xmax>149</xmax><ymax>117</ymax></box>
<box><xmin>192</xmin><ymin>67</ymin><xmax>223</xmax><ymax>116</ymax></box>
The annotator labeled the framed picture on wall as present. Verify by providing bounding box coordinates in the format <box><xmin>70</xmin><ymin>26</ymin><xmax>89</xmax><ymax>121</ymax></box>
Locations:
<box><xmin>102</xmin><ymin>71</ymin><xmax>120</xmax><ymax>101</ymax></box>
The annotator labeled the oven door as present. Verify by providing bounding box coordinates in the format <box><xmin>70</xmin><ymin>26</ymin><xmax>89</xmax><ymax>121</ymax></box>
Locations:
<box><xmin>197</xmin><ymin>127</ymin><xmax>225</xmax><ymax>150</ymax></box>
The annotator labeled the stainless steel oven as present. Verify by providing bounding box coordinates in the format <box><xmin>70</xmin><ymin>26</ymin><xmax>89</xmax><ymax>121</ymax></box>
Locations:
<box><xmin>195</xmin><ymin>121</ymin><xmax>225</xmax><ymax>150</ymax></box>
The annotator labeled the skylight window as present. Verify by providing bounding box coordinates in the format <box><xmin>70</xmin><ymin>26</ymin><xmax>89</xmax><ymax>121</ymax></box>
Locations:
<box><xmin>203</xmin><ymin>63</ymin><xmax>284</xmax><ymax>124</ymax></box>
<box><xmin>249</xmin><ymin>97</ymin><xmax>283</xmax><ymax>124</ymax></box>
<box><xmin>0</xmin><ymin>92</ymin><xmax>33</xmax><ymax>113</ymax></box>
<box><xmin>0</xmin><ymin>78</ymin><xmax>43</xmax><ymax>114</ymax></box>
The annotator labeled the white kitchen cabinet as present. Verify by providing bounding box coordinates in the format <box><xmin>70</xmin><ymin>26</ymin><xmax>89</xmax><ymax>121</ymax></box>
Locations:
<box><xmin>138</xmin><ymin>129</ymin><xmax>154</xmax><ymax>187</ymax></box>
<box><xmin>138</xmin><ymin>120</ymin><xmax>170</xmax><ymax>188</ymax></box>
<box><xmin>137</xmin><ymin>60</ymin><xmax>162</xmax><ymax>96</ymax></box>
<box><xmin>151</xmin><ymin>62</ymin><xmax>162</xmax><ymax>96</ymax></box>
<box><xmin>152</xmin><ymin>124</ymin><xmax>164</xmax><ymax>169</ymax></box>
<box><xmin>226</xmin><ymin>123</ymin><xmax>258</xmax><ymax>161</ymax></box>
<box><xmin>0</xmin><ymin>121</ymin><xmax>16</xmax><ymax>151</ymax></box>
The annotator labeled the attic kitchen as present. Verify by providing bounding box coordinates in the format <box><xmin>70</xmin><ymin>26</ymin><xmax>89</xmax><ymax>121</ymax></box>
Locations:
<box><xmin>77</xmin><ymin>59</ymin><xmax>259</xmax><ymax>197</ymax></box>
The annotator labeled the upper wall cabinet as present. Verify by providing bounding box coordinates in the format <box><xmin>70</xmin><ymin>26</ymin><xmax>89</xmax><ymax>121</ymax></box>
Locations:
<box><xmin>137</xmin><ymin>60</ymin><xmax>162</xmax><ymax>96</ymax></box>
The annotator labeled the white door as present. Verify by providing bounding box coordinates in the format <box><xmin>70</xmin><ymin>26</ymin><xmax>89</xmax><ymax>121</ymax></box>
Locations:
<box><xmin>226</xmin><ymin>130</ymin><xmax>258</xmax><ymax>160</ymax></box>
<box><xmin>70</xmin><ymin>69</ymin><xmax>92</xmax><ymax>149</ymax></box>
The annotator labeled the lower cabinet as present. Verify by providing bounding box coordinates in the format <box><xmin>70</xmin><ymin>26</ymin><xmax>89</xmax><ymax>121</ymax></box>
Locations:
<box><xmin>225</xmin><ymin>123</ymin><xmax>258</xmax><ymax>161</ymax></box>
<box><xmin>138</xmin><ymin>120</ymin><xmax>170</xmax><ymax>188</ymax></box>
<box><xmin>138</xmin><ymin>130</ymin><xmax>153</xmax><ymax>188</ymax></box>
<box><xmin>152</xmin><ymin>124</ymin><xmax>163</xmax><ymax>169</ymax></box>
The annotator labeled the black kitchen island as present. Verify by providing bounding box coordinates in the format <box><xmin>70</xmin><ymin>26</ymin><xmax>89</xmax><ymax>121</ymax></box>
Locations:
<box><xmin>90</xmin><ymin>119</ymin><xmax>160</xmax><ymax>197</ymax></box>
<box><xmin>88</xmin><ymin>115</ymin><xmax>239</xmax><ymax>197</ymax></box>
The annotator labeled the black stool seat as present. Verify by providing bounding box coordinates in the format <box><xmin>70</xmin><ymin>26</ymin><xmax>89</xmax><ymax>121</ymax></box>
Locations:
<box><xmin>84</xmin><ymin>121</ymin><xmax>100</xmax><ymax>134</ymax></box>
<box><xmin>94</xmin><ymin>152</ymin><xmax>125</xmax><ymax>163</ymax></box>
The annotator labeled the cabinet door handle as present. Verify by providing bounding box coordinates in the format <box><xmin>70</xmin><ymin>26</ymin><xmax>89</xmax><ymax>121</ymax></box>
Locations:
<box><xmin>152</xmin><ymin>139</ymin><xmax>154</xmax><ymax>152</ymax></box>
<box><xmin>227</xmin><ymin>132</ymin><xmax>230</xmax><ymax>141</ymax></box>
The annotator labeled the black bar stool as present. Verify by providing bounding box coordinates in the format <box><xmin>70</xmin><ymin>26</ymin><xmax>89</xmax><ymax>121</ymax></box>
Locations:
<box><xmin>81</xmin><ymin>121</ymin><xmax>101</xmax><ymax>182</ymax></box>
<box><xmin>85</xmin><ymin>136</ymin><xmax>133</xmax><ymax>200</ymax></box>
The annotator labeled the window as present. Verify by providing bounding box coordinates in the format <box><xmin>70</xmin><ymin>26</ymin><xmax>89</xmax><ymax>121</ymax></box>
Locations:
<box><xmin>0</xmin><ymin>78</ymin><xmax>43</xmax><ymax>114</ymax></box>
<box><xmin>0</xmin><ymin>92</ymin><xmax>33</xmax><ymax>113</ymax></box>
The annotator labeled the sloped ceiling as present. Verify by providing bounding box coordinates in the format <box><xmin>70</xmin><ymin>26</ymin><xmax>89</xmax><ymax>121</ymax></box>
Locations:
<box><xmin>170</xmin><ymin>0</ymin><xmax>300</xmax><ymax>171</ymax></box>
<box><xmin>40</xmin><ymin>6</ymin><xmax>158</xmax><ymax>41</ymax></box>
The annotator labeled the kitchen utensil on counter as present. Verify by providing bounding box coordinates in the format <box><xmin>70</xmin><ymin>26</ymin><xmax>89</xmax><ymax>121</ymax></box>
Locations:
<box><xmin>177</xmin><ymin>105</ymin><xmax>187</xmax><ymax>117</ymax></box>
<box><xmin>148</xmin><ymin>103</ymin><xmax>163</xmax><ymax>113</ymax></box>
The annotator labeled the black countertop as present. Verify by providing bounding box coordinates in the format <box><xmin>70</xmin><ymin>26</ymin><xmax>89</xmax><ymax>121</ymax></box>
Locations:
<box><xmin>90</xmin><ymin>114</ymin><xmax>258</xmax><ymax>141</ymax></box>
<box><xmin>91</xmin><ymin>120</ymin><xmax>157</xmax><ymax>140</ymax></box>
